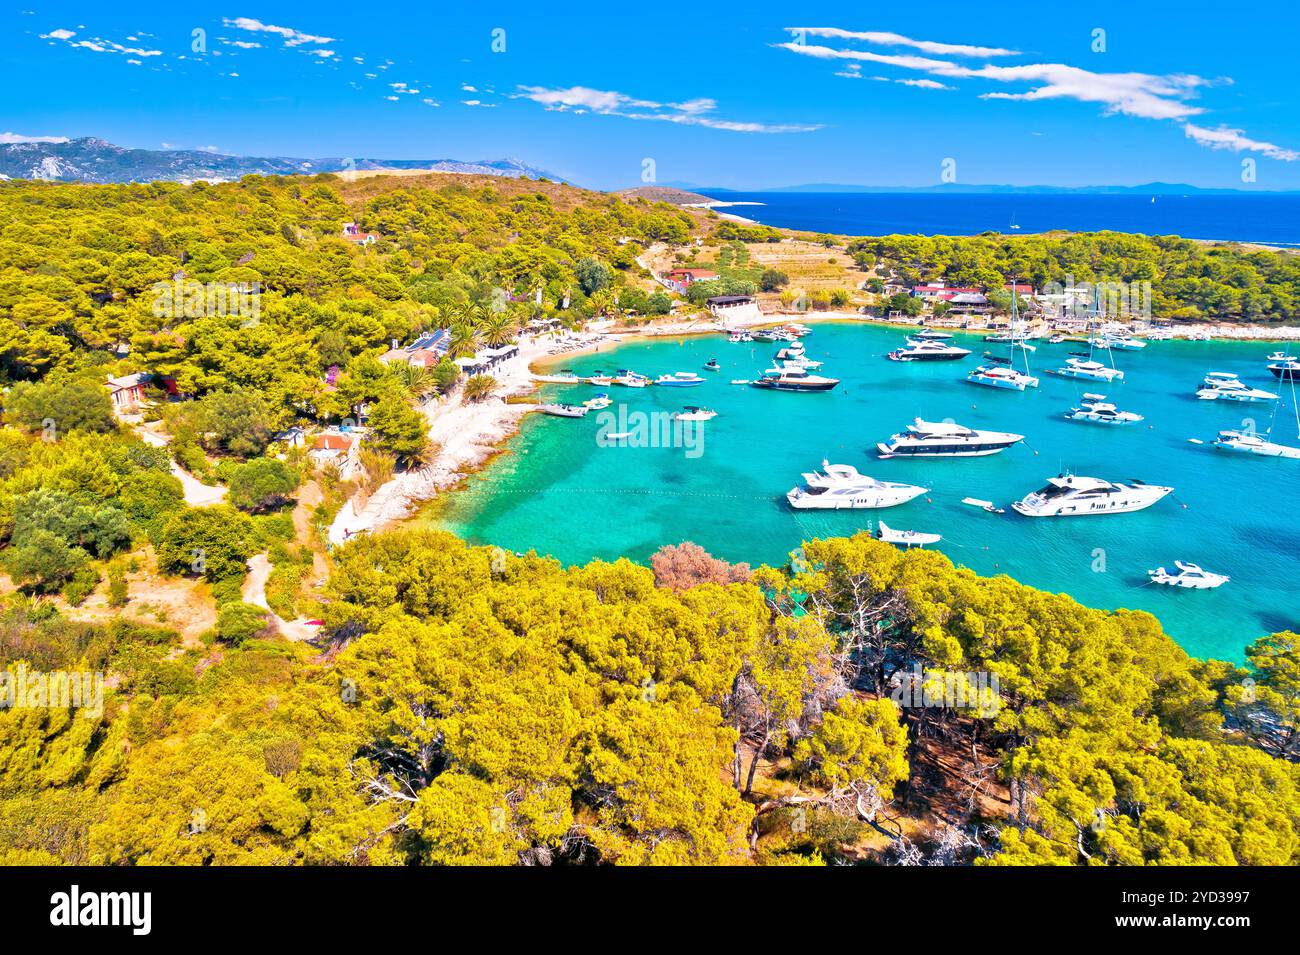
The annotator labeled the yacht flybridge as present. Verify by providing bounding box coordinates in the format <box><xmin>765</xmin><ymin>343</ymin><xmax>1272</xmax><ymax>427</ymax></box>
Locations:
<box><xmin>1197</xmin><ymin>372</ymin><xmax>1278</xmax><ymax>402</ymax></box>
<box><xmin>1212</xmin><ymin>429</ymin><xmax>1300</xmax><ymax>459</ymax></box>
<box><xmin>887</xmin><ymin>338</ymin><xmax>972</xmax><ymax>362</ymax></box>
<box><xmin>966</xmin><ymin>354</ymin><xmax>1039</xmax><ymax>390</ymax></box>
<box><xmin>1011</xmin><ymin>474</ymin><xmax>1173</xmax><ymax>517</ymax></box>
<box><xmin>786</xmin><ymin>462</ymin><xmax>927</xmax><ymax>510</ymax></box>
<box><xmin>876</xmin><ymin>418</ymin><xmax>1024</xmax><ymax>458</ymax></box>
<box><xmin>1063</xmin><ymin>394</ymin><xmax>1144</xmax><ymax>425</ymax></box>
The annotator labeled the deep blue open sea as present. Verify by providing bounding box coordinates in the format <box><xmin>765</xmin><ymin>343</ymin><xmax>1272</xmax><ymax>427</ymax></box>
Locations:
<box><xmin>426</xmin><ymin>326</ymin><xmax>1300</xmax><ymax>663</ymax></box>
<box><xmin>705</xmin><ymin>192</ymin><xmax>1300</xmax><ymax>245</ymax></box>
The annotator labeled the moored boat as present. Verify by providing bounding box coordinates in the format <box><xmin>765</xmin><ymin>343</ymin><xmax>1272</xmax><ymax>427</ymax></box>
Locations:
<box><xmin>655</xmin><ymin>371</ymin><xmax>706</xmax><ymax>387</ymax></box>
<box><xmin>875</xmin><ymin>521</ymin><xmax>941</xmax><ymax>548</ymax></box>
<box><xmin>786</xmin><ymin>462</ymin><xmax>927</xmax><ymax>510</ymax></box>
<box><xmin>1063</xmin><ymin>394</ymin><xmax>1144</xmax><ymax>425</ymax></box>
<box><xmin>750</xmin><ymin>367</ymin><xmax>840</xmax><ymax>392</ymax></box>
<box><xmin>538</xmin><ymin>403</ymin><xmax>589</xmax><ymax>418</ymax></box>
<box><xmin>877</xmin><ymin>418</ymin><xmax>1024</xmax><ymax>458</ymax></box>
<box><xmin>1147</xmin><ymin>561</ymin><xmax>1230</xmax><ymax>589</ymax></box>
<box><xmin>1011</xmin><ymin>473</ymin><xmax>1173</xmax><ymax>517</ymax></box>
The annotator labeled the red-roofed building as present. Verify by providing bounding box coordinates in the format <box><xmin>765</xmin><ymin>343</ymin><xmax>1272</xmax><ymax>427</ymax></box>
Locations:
<box><xmin>341</xmin><ymin>222</ymin><xmax>380</xmax><ymax>246</ymax></box>
<box><xmin>1004</xmin><ymin>283</ymin><xmax>1036</xmax><ymax>296</ymax></box>
<box><xmin>911</xmin><ymin>283</ymin><xmax>981</xmax><ymax>301</ymax></box>
<box><xmin>664</xmin><ymin>268</ymin><xmax>719</xmax><ymax>284</ymax></box>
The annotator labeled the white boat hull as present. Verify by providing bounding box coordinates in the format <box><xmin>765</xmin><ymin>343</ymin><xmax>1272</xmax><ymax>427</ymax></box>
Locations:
<box><xmin>1012</xmin><ymin>487</ymin><xmax>1172</xmax><ymax>517</ymax></box>
<box><xmin>787</xmin><ymin>486</ymin><xmax>925</xmax><ymax>509</ymax></box>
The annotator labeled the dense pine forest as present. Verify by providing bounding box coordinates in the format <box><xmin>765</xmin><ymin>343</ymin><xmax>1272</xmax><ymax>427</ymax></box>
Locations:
<box><xmin>0</xmin><ymin>173</ymin><xmax>1297</xmax><ymax>865</ymax></box>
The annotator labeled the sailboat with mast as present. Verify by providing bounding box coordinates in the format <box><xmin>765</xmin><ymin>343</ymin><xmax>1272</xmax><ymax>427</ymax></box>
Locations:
<box><xmin>1211</xmin><ymin>370</ymin><xmax>1300</xmax><ymax>458</ymax></box>
<box><xmin>1047</xmin><ymin>285</ymin><xmax>1124</xmax><ymax>382</ymax></box>
<box><xmin>966</xmin><ymin>279</ymin><xmax>1039</xmax><ymax>390</ymax></box>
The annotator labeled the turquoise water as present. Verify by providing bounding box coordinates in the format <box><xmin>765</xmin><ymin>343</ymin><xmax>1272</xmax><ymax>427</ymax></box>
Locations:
<box><xmin>430</xmin><ymin>324</ymin><xmax>1300</xmax><ymax>661</ymax></box>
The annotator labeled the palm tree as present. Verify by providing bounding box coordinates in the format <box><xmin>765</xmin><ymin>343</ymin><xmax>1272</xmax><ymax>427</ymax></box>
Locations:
<box><xmin>479</xmin><ymin>310</ymin><xmax>516</xmax><ymax>348</ymax></box>
<box><xmin>462</xmin><ymin>374</ymin><xmax>498</xmax><ymax>403</ymax></box>
<box><xmin>447</xmin><ymin>320</ymin><xmax>482</xmax><ymax>360</ymax></box>
<box><xmin>393</xmin><ymin>362</ymin><xmax>437</xmax><ymax>400</ymax></box>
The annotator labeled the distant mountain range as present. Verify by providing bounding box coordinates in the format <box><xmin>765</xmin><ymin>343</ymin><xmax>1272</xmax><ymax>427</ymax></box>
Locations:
<box><xmin>0</xmin><ymin>137</ymin><xmax>562</xmax><ymax>185</ymax></box>
<box><xmin>662</xmin><ymin>180</ymin><xmax>1300</xmax><ymax>196</ymax></box>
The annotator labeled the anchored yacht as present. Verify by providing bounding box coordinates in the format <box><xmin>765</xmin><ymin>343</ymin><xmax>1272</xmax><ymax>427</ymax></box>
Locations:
<box><xmin>1212</xmin><ymin>429</ymin><xmax>1300</xmax><ymax>459</ymax></box>
<box><xmin>671</xmin><ymin>406</ymin><xmax>716</xmax><ymax>421</ymax></box>
<box><xmin>1063</xmin><ymin>394</ymin><xmax>1144</xmax><ymax>425</ymax></box>
<box><xmin>887</xmin><ymin>338</ymin><xmax>972</xmax><ymax>362</ymax></box>
<box><xmin>786</xmin><ymin>462</ymin><xmax>927</xmax><ymax>510</ymax></box>
<box><xmin>612</xmin><ymin>369</ymin><xmax>650</xmax><ymax>387</ymax></box>
<box><xmin>966</xmin><ymin>355</ymin><xmax>1039</xmax><ymax>390</ymax></box>
<box><xmin>1196</xmin><ymin>372</ymin><xmax>1277</xmax><ymax>402</ymax></box>
<box><xmin>1267</xmin><ymin>355</ymin><xmax>1300</xmax><ymax>381</ymax></box>
<box><xmin>1048</xmin><ymin>356</ymin><xmax>1125</xmax><ymax>381</ymax></box>
<box><xmin>876</xmin><ymin>418</ymin><xmax>1024</xmax><ymax>458</ymax></box>
<box><xmin>750</xmin><ymin>367</ymin><xmax>840</xmax><ymax>392</ymax></box>
<box><xmin>1148</xmin><ymin>561</ymin><xmax>1230</xmax><ymax>589</ymax></box>
<box><xmin>654</xmin><ymin>371</ymin><xmax>705</xmax><ymax>387</ymax></box>
<box><xmin>1011</xmin><ymin>474</ymin><xmax>1173</xmax><ymax>517</ymax></box>
<box><xmin>538</xmin><ymin>403</ymin><xmax>588</xmax><ymax>418</ymax></box>
<box><xmin>533</xmin><ymin>369</ymin><xmax>582</xmax><ymax>384</ymax></box>
<box><xmin>876</xmin><ymin>521</ymin><xmax>941</xmax><ymax>548</ymax></box>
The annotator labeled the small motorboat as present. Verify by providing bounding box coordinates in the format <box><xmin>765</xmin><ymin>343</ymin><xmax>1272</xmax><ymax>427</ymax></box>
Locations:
<box><xmin>612</xmin><ymin>369</ymin><xmax>650</xmax><ymax>388</ymax></box>
<box><xmin>1063</xmin><ymin>394</ymin><xmax>1144</xmax><ymax>425</ymax></box>
<box><xmin>533</xmin><ymin>369</ymin><xmax>581</xmax><ymax>384</ymax></box>
<box><xmin>728</xmin><ymin>331</ymin><xmax>753</xmax><ymax>343</ymax></box>
<box><xmin>730</xmin><ymin>379</ymin><xmax>751</xmax><ymax>385</ymax></box>
<box><xmin>583</xmin><ymin>393</ymin><xmax>612</xmax><ymax>410</ymax></box>
<box><xmin>961</xmin><ymin>497</ymin><xmax>1005</xmax><ymax>515</ymax></box>
<box><xmin>703</xmin><ymin>359</ymin><xmax>722</xmax><ymax>372</ymax></box>
<box><xmin>1267</xmin><ymin>354</ymin><xmax>1300</xmax><ymax>380</ymax></box>
<box><xmin>876</xmin><ymin>521</ymin><xmax>941</xmax><ymax>548</ymax></box>
<box><xmin>672</xmin><ymin>406</ymin><xmax>717</xmax><ymax>421</ymax></box>
<box><xmin>538</xmin><ymin>403</ymin><xmax>588</xmax><ymax>418</ymax></box>
<box><xmin>1147</xmin><ymin>561</ymin><xmax>1230</xmax><ymax>589</ymax></box>
<box><xmin>586</xmin><ymin>373</ymin><xmax>614</xmax><ymax>386</ymax></box>
<box><xmin>655</xmin><ymin>371</ymin><xmax>706</xmax><ymax>387</ymax></box>
<box><xmin>1048</xmin><ymin>334</ymin><xmax>1066</xmax><ymax>344</ymax></box>
<box><xmin>1105</xmin><ymin>336</ymin><xmax>1147</xmax><ymax>351</ymax></box>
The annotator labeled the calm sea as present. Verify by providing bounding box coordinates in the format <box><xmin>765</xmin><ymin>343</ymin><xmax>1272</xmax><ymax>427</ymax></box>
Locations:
<box><xmin>704</xmin><ymin>192</ymin><xmax>1300</xmax><ymax>246</ymax></box>
<box><xmin>425</xmin><ymin>325</ymin><xmax>1300</xmax><ymax>662</ymax></box>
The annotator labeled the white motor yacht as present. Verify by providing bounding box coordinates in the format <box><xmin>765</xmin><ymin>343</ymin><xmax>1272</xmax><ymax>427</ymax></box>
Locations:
<box><xmin>877</xmin><ymin>418</ymin><xmax>1024</xmax><ymax>458</ymax></box>
<box><xmin>875</xmin><ymin>521</ymin><xmax>941</xmax><ymax>548</ymax></box>
<box><xmin>1105</xmin><ymin>336</ymin><xmax>1147</xmax><ymax>351</ymax></box>
<box><xmin>583</xmin><ymin>393</ymin><xmax>613</xmax><ymax>410</ymax></box>
<box><xmin>612</xmin><ymin>369</ymin><xmax>650</xmax><ymax>388</ymax></box>
<box><xmin>1212</xmin><ymin>429</ymin><xmax>1300</xmax><ymax>459</ymax></box>
<box><xmin>1011</xmin><ymin>474</ymin><xmax>1173</xmax><ymax>517</ymax></box>
<box><xmin>1267</xmin><ymin>355</ymin><xmax>1300</xmax><ymax>381</ymax></box>
<box><xmin>1147</xmin><ymin>561</ymin><xmax>1230</xmax><ymax>589</ymax></box>
<box><xmin>1196</xmin><ymin>372</ymin><xmax>1277</xmax><ymax>402</ymax></box>
<box><xmin>532</xmin><ymin>369</ymin><xmax>582</xmax><ymax>384</ymax></box>
<box><xmin>966</xmin><ymin>356</ymin><xmax>1039</xmax><ymax>390</ymax></box>
<box><xmin>750</xmin><ymin>367</ymin><xmax>840</xmax><ymax>392</ymax></box>
<box><xmin>1048</xmin><ymin>356</ymin><xmax>1125</xmax><ymax>381</ymax></box>
<box><xmin>1063</xmin><ymin>394</ymin><xmax>1144</xmax><ymax>425</ymax></box>
<box><xmin>887</xmin><ymin>338</ymin><xmax>972</xmax><ymax>362</ymax></box>
<box><xmin>654</xmin><ymin>371</ymin><xmax>706</xmax><ymax>387</ymax></box>
<box><xmin>538</xmin><ymin>403</ymin><xmax>589</xmax><ymax>418</ymax></box>
<box><xmin>786</xmin><ymin>462</ymin><xmax>927</xmax><ymax>510</ymax></box>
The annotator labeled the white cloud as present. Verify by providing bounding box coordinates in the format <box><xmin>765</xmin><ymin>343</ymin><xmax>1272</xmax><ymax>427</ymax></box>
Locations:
<box><xmin>422</xmin><ymin>98</ymin><xmax>439</xmax><ymax>107</ymax></box>
<box><xmin>1183</xmin><ymin>123</ymin><xmax>1300</xmax><ymax>161</ymax></box>
<box><xmin>786</xmin><ymin>27</ymin><xmax>1017</xmax><ymax>58</ymax></box>
<box><xmin>0</xmin><ymin>132</ymin><xmax>69</xmax><ymax>144</ymax></box>
<box><xmin>897</xmin><ymin>78</ymin><xmax>952</xmax><ymax>90</ymax></box>
<box><xmin>513</xmin><ymin>84</ymin><xmax>819</xmax><ymax>133</ymax></box>
<box><xmin>221</xmin><ymin>39</ymin><xmax>261</xmax><ymax>49</ymax></box>
<box><xmin>222</xmin><ymin>17</ymin><xmax>335</xmax><ymax>46</ymax></box>
<box><xmin>41</xmin><ymin>28</ymin><xmax>75</xmax><ymax>40</ymax></box>
<box><xmin>461</xmin><ymin>99</ymin><xmax>497</xmax><ymax>108</ymax></box>
<box><xmin>461</xmin><ymin>84</ymin><xmax>478</xmax><ymax>92</ymax></box>
<box><xmin>774</xmin><ymin>28</ymin><xmax>1298</xmax><ymax>159</ymax></box>
<box><xmin>42</xmin><ymin>29</ymin><xmax>162</xmax><ymax>58</ymax></box>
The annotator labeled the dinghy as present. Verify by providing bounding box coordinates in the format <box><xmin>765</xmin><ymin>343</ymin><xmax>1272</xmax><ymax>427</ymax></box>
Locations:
<box><xmin>876</xmin><ymin>521</ymin><xmax>941</xmax><ymax>548</ymax></box>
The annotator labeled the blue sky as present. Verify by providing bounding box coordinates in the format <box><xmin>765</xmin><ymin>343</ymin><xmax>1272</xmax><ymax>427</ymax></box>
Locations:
<box><xmin>4</xmin><ymin>1</ymin><xmax>1299</xmax><ymax>190</ymax></box>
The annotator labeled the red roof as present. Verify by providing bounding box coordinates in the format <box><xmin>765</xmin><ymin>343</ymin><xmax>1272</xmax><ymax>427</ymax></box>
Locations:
<box><xmin>313</xmin><ymin>433</ymin><xmax>354</xmax><ymax>451</ymax></box>
<box><xmin>666</xmin><ymin>268</ymin><xmax>719</xmax><ymax>278</ymax></box>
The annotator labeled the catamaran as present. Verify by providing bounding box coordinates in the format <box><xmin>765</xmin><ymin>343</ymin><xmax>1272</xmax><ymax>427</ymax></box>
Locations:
<box><xmin>1147</xmin><ymin>561</ymin><xmax>1230</xmax><ymax>589</ymax></box>
<box><xmin>1196</xmin><ymin>372</ymin><xmax>1277</xmax><ymax>402</ymax></box>
<box><xmin>1011</xmin><ymin>473</ymin><xmax>1173</xmax><ymax>517</ymax></box>
<box><xmin>966</xmin><ymin>356</ymin><xmax>1040</xmax><ymax>390</ymax></box>
<box><xmin>786</xmin><ymin>462</ymin><xmax>927</xmax><ymax>509</ymax></box>
<box><xmin>1049</xmin><ymin>354</ymin><xmax>1125</xmax><ymax>381</ymax></box>
<box><xmin>1063</xmin><ymin>394</ymin><xmax>1144</xmax><ymax>425</ymax></box>
<box><xmin>876</xmin><ymin>418</ymin><xmax>1024</xmax><ymax>458</ymax></box>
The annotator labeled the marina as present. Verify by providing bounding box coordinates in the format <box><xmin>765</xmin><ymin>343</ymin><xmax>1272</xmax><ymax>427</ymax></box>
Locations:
<box><xmin>426</xmin><ymin>322</ymin><xmax>1300</xmax><ymax>661</ymax></box>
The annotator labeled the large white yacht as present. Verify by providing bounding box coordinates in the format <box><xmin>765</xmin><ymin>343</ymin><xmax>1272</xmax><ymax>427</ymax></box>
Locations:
<box><xmin>786</xmin><ymin>462</ymin><xmax>928</xmax><ymax>509</ymax></box>
<box><xmin>1062</xmin><ymin>394</ymin><xmax>1144</xmax><ymax>425</ymax></box>
<box><xmin>1212</xmin><ymin>429</ymin><xmax>1300</xmax><ymax>459</ymax></box>
<box><xmin>1011</xmin><ymin>474</ymin><xmax>1173</xmax><ymax>517</ymax></box>
<box><xmin>1048</xmin><ymin>356</ymin><xmax>1125</xmax><ymax>381</ymax></box>
<box><xmin>750</xmin><ymin>367</ymin><xmax>840</xmax><ymax>392</ymax></box>
<box><xmin>877</xmin><ymin>418</ymin><xmax>1024</xmax><ymax>458</ymax></box>
<box><xmin>1196</xmin><ymin>372</ymin><xmax>1277</xmax><ymax>402</ymax></box>
<box><xmin>1147</xmin><ymin>561</ymin><xmax>1230</xmax><ymax>589</ymax></box>
<box><xmin>887</xmin><ymin>338</ymin><xmax>972</xmax><ymax>362</ymax></box>
<box><xmin>966</xmin><ymin>355</ymin><xmax>1040</xmax><ymax>390</ymax></box>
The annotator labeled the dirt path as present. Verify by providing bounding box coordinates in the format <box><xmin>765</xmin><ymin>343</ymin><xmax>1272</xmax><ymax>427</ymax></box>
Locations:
<box><xmin>241</xmin><ymin>553</ymin><xmax>319</xmax><ymax>642</ymax></box>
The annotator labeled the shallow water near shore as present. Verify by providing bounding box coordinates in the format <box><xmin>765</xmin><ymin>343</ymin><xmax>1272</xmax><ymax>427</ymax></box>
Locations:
<box><xmin>422</xmin><ymin>323</ymin><xmax>1300</xmax><ymax>661</ymax></box>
